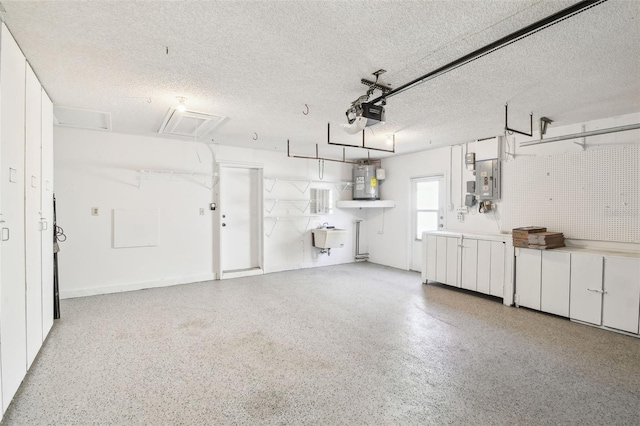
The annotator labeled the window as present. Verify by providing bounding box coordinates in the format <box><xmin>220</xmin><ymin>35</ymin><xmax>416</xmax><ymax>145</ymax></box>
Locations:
<box><xmin>412</xmin><ymin>176</ymin><xmax>443</xmax><ymax>240</ymax></box>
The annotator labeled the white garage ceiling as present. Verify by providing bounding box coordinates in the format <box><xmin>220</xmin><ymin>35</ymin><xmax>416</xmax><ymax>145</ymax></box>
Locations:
<box><xmin>1</xmin><ymin>0</ymin><xmax>639</xmax><ymax>158</ymax></box>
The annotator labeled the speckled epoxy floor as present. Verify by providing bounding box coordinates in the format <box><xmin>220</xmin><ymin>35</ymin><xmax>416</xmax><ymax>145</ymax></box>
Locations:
<box><xmin>2</xmin><ymin>262</ymin><xmax>640</xmax><ymax>425</ymax></box>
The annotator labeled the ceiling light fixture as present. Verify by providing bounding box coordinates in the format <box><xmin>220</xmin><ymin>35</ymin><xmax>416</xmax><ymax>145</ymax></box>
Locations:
<box><xmin>176</xmin><ymin>97</ymin><xmax>187</xmax><ymax>112</ymax></box>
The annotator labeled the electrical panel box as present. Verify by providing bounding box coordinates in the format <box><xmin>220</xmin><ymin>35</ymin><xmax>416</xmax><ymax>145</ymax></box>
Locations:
<box><xmin>465</xmin><ymin>152</ymin><xmax>476</xmax><ymax>166</ymax></box>
<box><xmin>475</xmin><ymin>159</ymin><xmax>501</xmax><ymax>200</ymax></box>
<box><xmin>465</xmin><ymin>194</ymin><xmax>476</xmax><ymax>207</ymax></box>
<box><xmin>466</xmin><ymin>180</ymin><xmax>476</xmax><ymax>193</ymax></box>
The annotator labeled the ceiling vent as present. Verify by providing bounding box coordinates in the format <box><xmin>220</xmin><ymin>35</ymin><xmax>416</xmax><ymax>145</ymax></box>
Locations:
<box><xmin>158</xmin><ymin>108</ymin><xmax>227</xmax><ymax>139</ymax></box>
<box><xmin>53</xmin><ymin>106</ymin><xmax>112</xmax><ymax>131</ymax></box>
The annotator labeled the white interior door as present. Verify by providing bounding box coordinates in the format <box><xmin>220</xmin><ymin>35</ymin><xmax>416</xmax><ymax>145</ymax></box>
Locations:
<box><xmin>0</xmin><ymin>23</ymin><xmax>28</xmax><ymax>411</ymax></box>
<box><xmin>219</xmin><ymin>164</ymin><xmax>263</xmax><ymax>279</ymax></box>
<box><xmin>410</xmin><ymin>176</ymin><xmax>444</xmax><ymax>271</ymax></box>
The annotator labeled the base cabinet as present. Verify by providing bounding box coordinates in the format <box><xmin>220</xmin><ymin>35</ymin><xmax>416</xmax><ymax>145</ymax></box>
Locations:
<box><xmin>515</xmin><ymin>248</ymin><xmax>640</xmax><ymax>337</ymax></box>
<box><xmin>423</xmin><ymin>232</ymin><xmax>509</xmax><ymax>300</ymax></box>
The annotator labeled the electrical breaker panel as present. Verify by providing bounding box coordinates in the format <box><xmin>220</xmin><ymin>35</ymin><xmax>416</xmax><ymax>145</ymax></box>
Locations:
<box><xmin>475</xmin><ymin>159</ymin><xmax>501</xmax><ymax>200</ymax></box>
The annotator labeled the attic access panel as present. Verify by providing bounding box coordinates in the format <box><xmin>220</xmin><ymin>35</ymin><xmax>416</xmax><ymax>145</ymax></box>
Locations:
<box><xmin>53</xmin><ymin>106</ymin><xmax>112</xmax><ymax>131</ymax></box>
<box><xmin>158</xmin><ymin>108</ymin><xmax>227</xmax><ymax>139</ymax></box>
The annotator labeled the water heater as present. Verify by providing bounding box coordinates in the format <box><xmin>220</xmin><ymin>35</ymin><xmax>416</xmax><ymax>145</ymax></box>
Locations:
<box><xmin>353</xmin><ymin>164</ymin><xmax>379</xmax><ymax>200</ymax></box>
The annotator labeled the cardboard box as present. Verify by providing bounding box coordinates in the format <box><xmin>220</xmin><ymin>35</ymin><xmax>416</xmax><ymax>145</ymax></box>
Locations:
<box><xmin>512</xmin><ymin>227</ymin><xmax>547</xmax><ymax>247</ymax></box>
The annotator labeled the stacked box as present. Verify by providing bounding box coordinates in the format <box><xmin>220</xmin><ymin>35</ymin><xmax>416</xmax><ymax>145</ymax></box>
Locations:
<box><xmin>512</xmin><ymin>227</ymin><xmax>546</xmax><ymax>247</ymax></box>
<box><xmin>527</xmin><ymin>232</ymin><xmax>565</xmax><ymax>249</ymax></box>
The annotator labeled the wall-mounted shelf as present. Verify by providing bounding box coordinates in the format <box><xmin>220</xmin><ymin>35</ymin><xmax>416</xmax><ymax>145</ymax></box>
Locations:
<box><xmin>264</xmin><ymin>198</ymin><xmax>310</xmax><ymax>214</ymax></box>
<box><xmin>336</xmin><ymin>200</ymin><xmax>396</xmax><ymax>208</ymax></box>
<box><xmin>264</xmin><ymin>215</ymin><xmax>319</xmax><ymax>237</ymax></box>
<box><xmin>264</xmin><ymin>177</ymin><xmax>352</xmax><ymax>194</ymax></box>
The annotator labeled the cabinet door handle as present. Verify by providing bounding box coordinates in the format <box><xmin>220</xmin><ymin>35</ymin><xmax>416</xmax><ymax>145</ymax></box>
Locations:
<box><xmin>1</xmin><ymin>228</ymin><xmax>9</xmax><ymax>241</ymax></box>
<box><xmin>587</xmin><ymin>288</ymin><xmax>605</xmax><ymax>294</ymax></box>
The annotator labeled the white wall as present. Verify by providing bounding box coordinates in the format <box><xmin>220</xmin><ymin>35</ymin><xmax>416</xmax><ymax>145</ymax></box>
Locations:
<box><xmin>54</xmin><ymin>127</ymin><xmax>364</xmax><ymax>298</ymax></box>
<box><xmin>370</xmin><ymin>112</ymin><xmax>640</xmax><ymax>270</ymax></box>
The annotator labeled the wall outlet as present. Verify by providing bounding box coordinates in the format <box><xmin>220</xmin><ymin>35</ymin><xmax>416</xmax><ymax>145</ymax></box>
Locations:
<box><xmin>457</xmin><ymin>213</ymin><xmax>464</xmax><ymax>222</ymax></box>
<box><xmin>456</xmin><ymin>207</ymin><xmax>468</xmax><ymax>214</ymax></box>
<box><xmin>91</xmin><ymin>207</ymin><xmax>99</xmax><ymax>216</ymax></box>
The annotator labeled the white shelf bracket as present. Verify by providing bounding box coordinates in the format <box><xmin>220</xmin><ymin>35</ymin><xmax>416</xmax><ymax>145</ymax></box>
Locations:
<box><xmin>265</xmin><ymin>199</ymin><xmax>279</xmax><ymax>214</ymax></box>
<box><xmin>264</xmin><ymin>178</ymin><xmax>278</xmax><ymax>193</ymax></box>
<box><xmin>289</xmin><ymin>180</ymin><xmax>311</xmax><ymax>193</ymax></box>
<box><xmin>573</xmin><ymin>125</ymin><xmax>587</xmax><ymax>151</ymax></box>
<box><xmin>265</xmin><ymin>217</ymin><xmax>279</xmax><ymax>238</ymax></box>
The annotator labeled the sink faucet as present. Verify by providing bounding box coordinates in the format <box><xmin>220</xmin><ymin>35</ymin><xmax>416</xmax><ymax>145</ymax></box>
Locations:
<box><xmin>320</xmin><ymin>222</ymin><xmax>329</xmax><ymax>229</ymax></box>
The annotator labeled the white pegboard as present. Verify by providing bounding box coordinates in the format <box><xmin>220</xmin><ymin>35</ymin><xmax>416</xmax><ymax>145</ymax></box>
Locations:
<box><xmin>501</xmin><ymin>145</ymin><xmax>639</xmax><ymax>243</ymax></box>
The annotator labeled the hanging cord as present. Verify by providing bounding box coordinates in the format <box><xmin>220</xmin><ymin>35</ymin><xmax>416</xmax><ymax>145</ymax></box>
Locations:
<box><xmin>318</xmin><ymin>159</ymin><xmax>324</xmax><ymax>180</ymax></box>
<box><xmin>55</xmin><ymin>225</ymin><xmax>67</xmax><ymax>243</ymax></box>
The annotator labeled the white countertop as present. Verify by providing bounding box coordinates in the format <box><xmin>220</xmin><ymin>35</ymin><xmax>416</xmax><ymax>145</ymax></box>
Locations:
<box><xmin>423</xmin><ymin>230</ymin><xmax>511</xmax><ymax>243</ymax></box>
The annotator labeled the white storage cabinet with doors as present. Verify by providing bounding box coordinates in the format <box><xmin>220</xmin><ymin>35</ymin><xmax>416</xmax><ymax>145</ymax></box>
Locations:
<box><xmin>422</xmin><ymin>231</ymin><xmax>514</xmax><ymax>305</ymax></box>
<box><xmin>0</xmin><ymin>23</ymin><xmax>55</xmax><ymax>419</ymax></box>
<box><xmin>515</xmin><ymin>247</ymin><xmax>640</xmax><ymax>336</ymax></box>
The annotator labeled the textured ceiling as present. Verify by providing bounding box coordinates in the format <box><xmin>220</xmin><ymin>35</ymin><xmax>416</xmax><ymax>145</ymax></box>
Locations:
<box><xmin>2</xmin><ymin>0</ymin><xmax>639</xmax><ymax>158</ymax></box>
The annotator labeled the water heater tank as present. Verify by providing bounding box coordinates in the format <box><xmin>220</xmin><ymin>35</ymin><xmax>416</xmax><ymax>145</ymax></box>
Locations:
<box><xmin>353</xmin><ymin>164</ymin><xmax>379</xmax><ymax>200</ymax></box>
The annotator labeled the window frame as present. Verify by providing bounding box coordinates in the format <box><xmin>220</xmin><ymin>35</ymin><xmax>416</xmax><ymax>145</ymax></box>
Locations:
<box><xmin>411</xmin><ymin>175</ymin><xmax>444</xmax><ymax>241</ymax></box>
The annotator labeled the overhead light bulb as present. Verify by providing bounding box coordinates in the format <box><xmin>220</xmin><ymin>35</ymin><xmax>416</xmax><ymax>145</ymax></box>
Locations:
<box><xmin>176</xmin><ymin>97</ymin><xmax>187</xmax><ymax>112</ymax></box>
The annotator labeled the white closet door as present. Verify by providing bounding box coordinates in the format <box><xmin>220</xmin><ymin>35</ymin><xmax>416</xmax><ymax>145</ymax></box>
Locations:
<box><xmin>516</xmin><ymin>248</ymin><xmax>541</xmax><ymax>310</ymax></box>
<box><xmin>25</xmin><ymin>64</ymin><xmax>43</xmax><ymax>368</ymax></box>
<box><xmin>435</xmin><ymin>236</ymin><xmax>447</xmax><ymax>283</ymax></box>
<box><xmin>0</xmin><ymin>23</ymin><xmax>28</xmax><ymax>412</ymax></box>
<box><xmin>425</xmin><ymin>235</ymin><xmax>437</xmax><ymax>282</ymax></box>
<box><xmin>540</xmin><ymin>251</ymin><xmax>570</xmax><ymax>317</ymax></box>
<box><xmin>569</xmin><ymin>253</ymin><xmax>603</xmax><ymax>326</ymax></box>
<box><xmin>445</xmin><ymin>237</ymin><xmax>459</xmax><ymax>287</ymax></box>
<box><xmin>602</xmin><ymin>257</ymin><xmax>640</xmax><ymax>334</ymax></box>
<box><xmin>461</xmin><ymin>239</ymin><xmax>478</xmax><ymax>291</ymax></box>
<box><xmin>476</xmin><ymin>240</ymin><xmax>491</xmax><ymax>295</ymax></box>
<box><xmin>41</xmin><ymin>90</ymin><xmax>54</xmax><ymax>338</ymax></box>
<box><xmin>489</xmin><ymin>241</ymin><xmax>505</xmax><ymax>298</ymax></box>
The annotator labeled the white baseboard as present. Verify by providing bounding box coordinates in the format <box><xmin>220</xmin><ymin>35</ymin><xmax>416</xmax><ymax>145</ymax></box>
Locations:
<box><xmin>60</xmin><ymin>273</ymin><xmax>216</xmax><ymax>299</ymax></box>
<box><xmin>264</xmin><ymin>259</ymin><xmax>356</xmax><ymax>274</ymax></box>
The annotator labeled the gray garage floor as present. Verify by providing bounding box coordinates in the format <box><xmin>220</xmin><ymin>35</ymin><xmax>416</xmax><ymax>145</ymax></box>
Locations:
<box><xmin>2</xmin><ymin>262</ymin><xmax>639</xmax><ymax>425</ymax></box>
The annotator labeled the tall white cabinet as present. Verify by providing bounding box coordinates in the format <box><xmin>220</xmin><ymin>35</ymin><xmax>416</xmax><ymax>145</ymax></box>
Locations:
<box><xmin>0</xmin><ymin>23</ymin><xmax>55</xmax><ymax>417</ymax></box>
<box><xmin>0</xmin><ymin>23</ymin><xmax>28</xmax><ymax>414</ymax></box>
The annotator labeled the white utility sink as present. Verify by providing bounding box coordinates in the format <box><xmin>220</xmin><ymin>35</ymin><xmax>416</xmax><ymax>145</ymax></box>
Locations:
<box><xmin>311</xmin><ymin>228</ymin><xmax>347</xmax><ymax>249</ymax></box>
